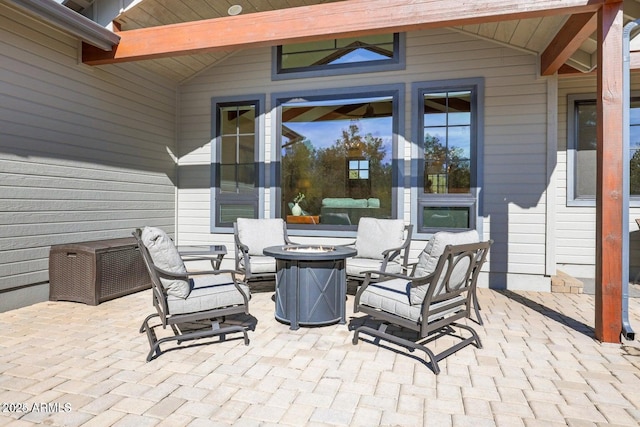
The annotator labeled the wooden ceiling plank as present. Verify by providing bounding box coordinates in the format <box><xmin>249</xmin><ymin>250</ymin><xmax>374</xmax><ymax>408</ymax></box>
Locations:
<box><xmin>83</xmin><ymin>0</ymin><xmax>604</xmax><ymax>65</ymax></box>
<box><xmin>509</xmin><ymin>17</ymin><xmax>542</xmax><ymax>48</ymax></box>
<box><xmin>540</xmin><ymin>12</ymin><xmax>598</xmax><ymax>75</ymax></box>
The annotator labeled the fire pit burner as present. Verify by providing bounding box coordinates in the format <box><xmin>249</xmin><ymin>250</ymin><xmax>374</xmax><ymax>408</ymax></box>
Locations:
<box><xmin>283</xmin><ymin>245</ymin><xmax>335</xmax><ymax>253</ymax></box>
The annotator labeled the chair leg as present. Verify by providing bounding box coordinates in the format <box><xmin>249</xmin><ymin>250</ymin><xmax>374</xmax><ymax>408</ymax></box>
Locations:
<box><xmin>472</xmin><ymin>290</ymin><xmax>484</xmax><ymax>325</ymax></box>
<box><xmin>353</xmin><ymin>323</ymin><xmax>441</xmax><ymax>374</ymax></box>
<box><xmin>145</xmin><ymin>320</ymin><xmax>250</xmax><ymax>362</ymax></box>
<box><xmin>353</xmin><ymin>321</ymin><xmax>483</xmax><ymax>375</ymax></box>
<box><xmin>139</xmin><ymin>313</ymin><xmax>159</xmax><ymax>333</ymax></box>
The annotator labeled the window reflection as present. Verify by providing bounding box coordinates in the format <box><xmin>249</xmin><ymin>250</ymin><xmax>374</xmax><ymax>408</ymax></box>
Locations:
<box><xmin>423</xmin><ymin>91</ymin><xmax>471</xmax><ymax>194</ymax></box>
<box><xmin>281</xmin><ymin>96</ymin><xmax>394</xmax><ymax>226</ymax></box>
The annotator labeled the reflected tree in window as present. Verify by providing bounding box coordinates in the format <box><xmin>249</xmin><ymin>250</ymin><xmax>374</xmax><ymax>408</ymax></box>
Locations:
<box><xmin>424</xmin><ymin>133</ymin><xmax>470</xmax><ymax>194</ymax></box>
<box><xmin>281</xmin><ymin>96</ymin><xmax>394</xmax><ymax>224</ymax></box>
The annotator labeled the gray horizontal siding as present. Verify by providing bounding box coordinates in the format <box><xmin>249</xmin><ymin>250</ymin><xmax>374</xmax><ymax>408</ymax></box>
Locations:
<box><xmin>177</xmin><ymin>28</ymin><xmax>549</xmax><ymax>285</ymax></box>
<box><xmin>0</xmin><ymin>4</ymin><xmax>178</xmax><ymax>302</ymax></box>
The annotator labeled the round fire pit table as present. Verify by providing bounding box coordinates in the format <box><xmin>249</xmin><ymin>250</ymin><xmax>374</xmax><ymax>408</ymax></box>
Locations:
<box><xmin>263</xmin><ymin>245</ymin><xmax>357</xmax><ymax>330</ymax></box>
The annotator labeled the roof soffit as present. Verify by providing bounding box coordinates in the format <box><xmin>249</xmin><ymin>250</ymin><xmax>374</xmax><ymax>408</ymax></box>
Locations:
<box><xmin>78</xmin><ymin>0</ymin><xmax>640</xmax><ymax>80</ymax></box>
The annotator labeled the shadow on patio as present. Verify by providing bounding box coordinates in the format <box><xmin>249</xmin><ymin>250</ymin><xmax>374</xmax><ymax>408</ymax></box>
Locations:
<box><xmin>0</xmin><ymin>287</ymin><xmax>638</xmax><ymax>426</ymax></box>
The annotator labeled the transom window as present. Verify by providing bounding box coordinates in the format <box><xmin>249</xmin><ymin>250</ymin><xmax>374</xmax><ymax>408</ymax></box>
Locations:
<box><xmin>274</xmin><ymin>34</ymin><xmax>404</xmax><ymax>79</ymax></box>
<box><xmin>277</xmin><ymin>89</ymin><xmax>399</xmax><ymax>228</ymax></box>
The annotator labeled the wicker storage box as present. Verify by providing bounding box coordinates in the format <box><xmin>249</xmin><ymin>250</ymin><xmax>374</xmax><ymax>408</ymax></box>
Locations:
<box><xmin>49</xmin><ymin>237</ymin><xmax>151</xmax><ymax>305</ymax></box>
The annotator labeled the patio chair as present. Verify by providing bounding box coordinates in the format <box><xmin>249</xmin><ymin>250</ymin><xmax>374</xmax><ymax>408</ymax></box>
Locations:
<box><xmin>343</xmin><ymin>218</ymin><xmax>413</xmax><ymax>282</ymax></box>
<box><xmin>234</xmin><ymin>218</ymin><xmax>297</xmax><ymax>281</ymax></box>
<box><xmin>133</xmin><ymin>227</ymin><xmax>251</xmax><ymax>362</ymax></box>
<box><xmin>352</xmin><ymin>230</ymin><xmax>492</xmax><ymax>374</ymax></box>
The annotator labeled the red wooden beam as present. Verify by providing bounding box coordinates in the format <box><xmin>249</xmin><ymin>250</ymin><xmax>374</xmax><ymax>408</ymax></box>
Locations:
<box><xmin>83</xmin><ymin>0</ymin><xmax>604</xmax><ymax>65</ymax></box>
<box><xmin>596</xmin><ymin>1</ymin><xmax>624</xmax><ymax>343</ymax></box>
<box><xmin>541</xmin><ymin>12</ymin><xmax>597</xmax><ymax>76</ymax></box>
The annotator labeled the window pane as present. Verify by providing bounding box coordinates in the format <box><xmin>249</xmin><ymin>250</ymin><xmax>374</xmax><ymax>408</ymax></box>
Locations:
<box><xmin>220</xmin><ymin>136</ymin><xmax>237</xmax><ymax>163</ymax></box>
<box><xmin>448</xmin><ymin>91</ymin><xmax>471</xmax><ymax>125</ymax></box>
<box><xmin>424</xmin><ymin>93</ymin><xmax>448</xmax><ymax>127</ymax></box>
<box><xmin>237</xmin><ymin>163</ymin><xmax>255</xmax><ymax>194</ymax></box>
<box><xmin>219</xmin><ymin>164</ymin><xmax>236</xmax><ymax>193</ymax></box>
<box><xmin>574</xmin><ymin>101</ymin><xmax>596</xmax><ymax>198</ymax></box>
<box><xmin>219</xmin><ymin>204</ymin><xmax>255</xmax><ymax>224</ymax></box>
<box><xmin>217</xmin><ymin>104</ymin><xmax>256</xmax><ymax>195</ymax></box>
<box><xmin>279</xmin><ymin>34</ymin><xmax>397</xmax><ymax>72</ymax></box>
<box><xmin>237</xmin><ymin>107</ymin><xmax>255</xmax><ymax>134</ymax></box>
<box><xmin>422</xmin><ymin>91</ymin><xmax>472</xmax><ymax>195</ymax></box>
<box><xmin>281</xmin><ymin>96</ymin><xmax>394</xmax><ymax>226</ymax></box>
<box><xmin>213</xmin><ymin>100</ymin><xmax>260</xmax><ymax>227</ymax></box>
<box><xmin>422</xmin><ymin>207</ymin><xmax>470</xmax><ymax>229</ymax></box>
<box><xmin>238</xmin><ymin>135</ymin><xmax>254</xmax><ymax>163</ymax></box>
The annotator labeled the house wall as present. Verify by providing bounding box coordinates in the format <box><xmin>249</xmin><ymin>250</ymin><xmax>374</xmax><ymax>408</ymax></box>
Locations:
<box><xmin>0</xmin><ymin>4</ymin><xmax>178</xmax><ymax>311</ymax></box>
<box><xmin>177</xmin><ymin>28</ymin><xmax>551</xmax><ymax>291</ymax></box>
<box><xmin>556</xmin><ymin>74</ymin><xmax>640</xmax><ymax>281</ymax></box>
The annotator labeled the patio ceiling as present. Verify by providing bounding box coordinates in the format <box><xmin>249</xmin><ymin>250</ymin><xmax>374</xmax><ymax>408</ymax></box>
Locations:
<box><xmin>80</xmin><ymin>0</ymin><xmax>640</xmax><ymax>82</ymax></box>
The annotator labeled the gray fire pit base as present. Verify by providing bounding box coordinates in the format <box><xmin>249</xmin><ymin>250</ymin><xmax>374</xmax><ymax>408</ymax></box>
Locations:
<box><xmin>274</xmin><ymin>258</ymin><xmax>346</xmax><ymax>330</ymax></box>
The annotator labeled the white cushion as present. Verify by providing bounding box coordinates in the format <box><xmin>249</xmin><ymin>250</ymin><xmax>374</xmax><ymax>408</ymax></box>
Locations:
<box><xmin>359</xmin><ymin>279</ymin><xmax>465</xmax><ymax>322</ymax></box>
<box><xmin>246</xmin><ymin>256</ymin><xmax>277</xmax><ymax>274</ymax></box>
<box><xmin>167</xmin><ymin>274</ymin><xmax>250</xmax><ymax>315</ymax></box>
<box><xmin>346</xmin><ymin>258</ymin><xmax>401</xmax><ymax>278</ymax></box>
<box><xmin>354</xmin><ymin>218</ymin><xmax>405</xmax><ymax>260</ymax></box>
<box><xmin>141</xmin><ymin>226</ymin><xmax>191</xmax><ymax>299</ymax></box>
<box><xmin>410</xmin><ymin>230</ymin><xmax>479</xmax><ymax>305</ymax></box>
<box><xmin>237</xmin><ymin>218</ymin><xmax>286</xmax><ymax>256</ymax></box>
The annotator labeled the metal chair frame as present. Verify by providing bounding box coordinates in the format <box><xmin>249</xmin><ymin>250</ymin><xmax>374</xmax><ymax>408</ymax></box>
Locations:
<box><xmin>133</xmin><ymin>229</ymin><xmax>250</xmax><ymax>362</ymax></box>
<box><xmin>352</xmin><ymin>239</ymin><xmax>492</xmax><ymax>374</ymax></box>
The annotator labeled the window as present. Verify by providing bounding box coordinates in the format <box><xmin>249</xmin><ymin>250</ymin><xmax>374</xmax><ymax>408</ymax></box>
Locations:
<box><xmin>211</xmin><ymin>97</ymin><xmax>264</xmax><ymax>228</ymax></box>
<box><xmin>273</xmin><ymin>34</ymin><xmax>405</xmax><ymax>80</ymax></box>
<box><xmin>413</xmin><ymin>79</ymin><xmax>483</xmax><ymax>233</ymax></box>
<box><xmin>275</xmin><ymin>86</ymin><xmax>401</xmax><ymax>228</ymax></box>
<box><xmin>568</xmin><ymin>94</ymin><xmax>640</xmax><ymax>205</ymax></box>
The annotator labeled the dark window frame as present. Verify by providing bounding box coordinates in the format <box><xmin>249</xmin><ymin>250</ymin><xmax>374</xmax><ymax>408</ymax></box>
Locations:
<box><xmin>271</xmin><ymin>84</ymin><xmax>405</xmax><ymax>236</ymax></box>
<box><xmin>567</xmin><ymin>92</ymin><xmax>640</xmax><ymax>207</ymax></box>
<box><xmin>411</xmin><ymin>78</ymin><xmax>484</xmax><ymax>236</ymax></box>
<box><xmin>272</xmin><ymin>33</ymin><xmax>405</xmax><ymax>81</ymax></box>
<box><xmin>210</xmin><ymin>95</ymin><xmax>265</xmax><ymax>231</ymax></box>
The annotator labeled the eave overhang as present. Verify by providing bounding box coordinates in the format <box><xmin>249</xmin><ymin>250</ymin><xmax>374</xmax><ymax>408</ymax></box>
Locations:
<box><xmin>6</xmin><ymin>0</ymin><xmax>119</xmax><ymax>51</ymax></box>
<box><xmin>81</xmin><ymin>0</ymin><xmax>604</xmax><ymax>66</ymax></box>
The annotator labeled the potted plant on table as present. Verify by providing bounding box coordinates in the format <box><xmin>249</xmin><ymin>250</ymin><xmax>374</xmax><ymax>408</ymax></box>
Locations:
<box><xmin>291</xmin><ymin>193</ymin><xmax>305</xmax><ymax>216</ymax></box>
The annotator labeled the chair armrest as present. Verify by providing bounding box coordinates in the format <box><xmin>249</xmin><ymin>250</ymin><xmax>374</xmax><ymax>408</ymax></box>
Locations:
<box><xmin>236</xmin><ymin>242</ymin><xmax>249</xmax><ymax>253</ymax></box>
<box><xmin>361</xmin><ymin>270</ymin><xmax>413</xmax><ymax>281</ymax></box>
<box><xmin>405</xmin><ymin>262</ymin><xmax>418</xmax><ymax>275</ymax></box>
<box><xmin>187</xmin><ymin>269</ymin><xmax>243</xmax><ymax>277</ymax></box>
<box><xmin>337</xmin><ymin>240</ymin><xmax>356</xmax><ymax>247</ymax></box>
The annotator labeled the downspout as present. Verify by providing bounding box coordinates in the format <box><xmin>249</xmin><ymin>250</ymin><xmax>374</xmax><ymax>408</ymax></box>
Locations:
<box><xmin>622</xmin><ymin>20</ymin><xmax>637</xmax><ymax>341</ymax></box>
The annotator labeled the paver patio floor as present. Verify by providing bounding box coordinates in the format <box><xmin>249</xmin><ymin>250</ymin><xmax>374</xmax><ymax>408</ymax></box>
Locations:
<box><xmin>0</xmin><ymin>285</ymin><xmax>639</xmax><ymax>426</ymax></box>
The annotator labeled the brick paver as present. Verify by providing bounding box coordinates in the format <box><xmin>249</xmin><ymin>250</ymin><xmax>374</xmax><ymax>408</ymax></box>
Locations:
<box><xmin>0</xmin><ymin>287</ymin><xmax>639</xmax><ymax>426</ymax></box>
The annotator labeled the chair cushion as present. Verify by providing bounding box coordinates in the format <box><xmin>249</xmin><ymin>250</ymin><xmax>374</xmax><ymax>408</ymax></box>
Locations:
<box><xmin>411</xmin><ymin>230</ymin><xmax>479</xmax><ymax>305</ymax></box>
<box><xmin>359</xmin><ymin>279</ymin><xmax>466</xmax><ymax>323</ymax></box>
<box><xmin>167</xmin><ymin>274</ymin><xmax>250</xmax><ymax>315</ymax></box>
<box><xmin>141</xmin><ymin>226</ymin><xmax>191</xmax><ymax>299</ymax></box>
<box><xmin>346</xmin><ymin>258</ymin><xmax>401</xmax><ymax>278</ymax></box>
<box><xmin>237</xmin><ymin>218</ymin><xmax>286</xmax><ymax>256</ymax></box>
<box><xmin>246</xmin><ymin>255</ymin><xmax>277</xmax><ymax>274</ymax></box>
<box><xmin>359</xmin><ymin>278</ymin><xmax>419</xmax><ymax>321</ymax></box>
<box><xmin>355</xmin><ymin>218</ymin><xmax>405</xmax><ymax>260</ymax></box>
